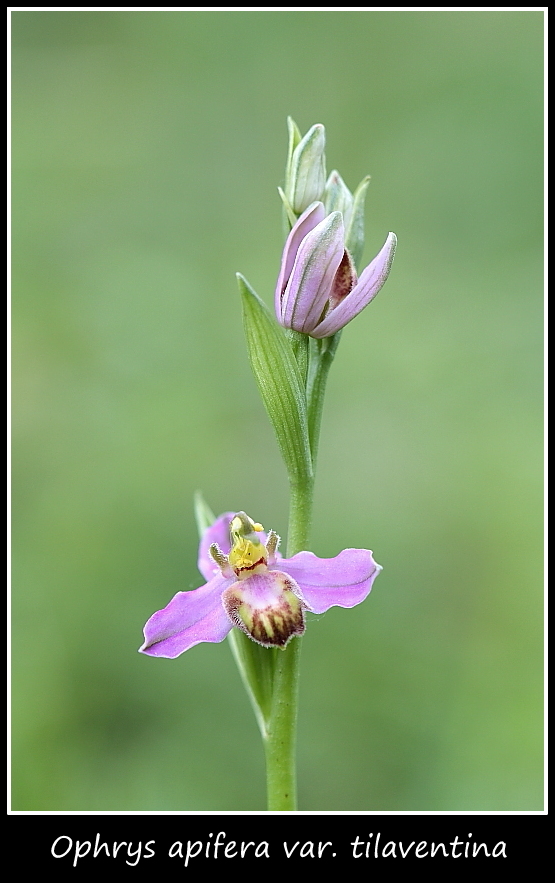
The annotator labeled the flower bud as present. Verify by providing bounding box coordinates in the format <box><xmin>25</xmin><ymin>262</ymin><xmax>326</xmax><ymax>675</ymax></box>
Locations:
<box><xmin>324</xmin><ymin>171</ymin><xmax>371</xmax><ymax>270</ymax></box>
<box><xmin>275</xmin><ymin>201</ymin><xmax>396</xmax><ymax>339</ymax></box>
<box><xmin>324</xmin><ymin>170</ymin><xmax>353</xmax><ymax>222</ymax></box>
<box><xmin>285</xmin><ymin>121</ymin><xmax>326</xmax><ymax>215</ymax></box>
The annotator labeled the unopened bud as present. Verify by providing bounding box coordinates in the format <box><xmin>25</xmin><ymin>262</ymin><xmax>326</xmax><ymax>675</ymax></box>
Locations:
<box><xmin>324</xmin><ymin>170</ymin><xmax>354</xmax><ymax>222</ymax></box>
<box><xmin>285</xmin><ymin>121</ymin><xmax>326</xmax><ymax>215</ymax></box>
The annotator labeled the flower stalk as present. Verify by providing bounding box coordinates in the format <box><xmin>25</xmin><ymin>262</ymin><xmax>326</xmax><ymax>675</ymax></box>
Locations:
<box><xmin>265</xmin><ymin>455</ymin><xmax>318</xmax><ymax>808</ymax></box>
<box><xmin>140</xmin><ymin>118</ymin><xmax>394</xmax><ymax>813</ymax></box>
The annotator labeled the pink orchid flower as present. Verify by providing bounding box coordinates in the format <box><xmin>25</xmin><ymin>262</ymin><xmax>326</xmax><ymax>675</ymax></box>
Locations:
<box><xmin>140</xmin><ymin>512</ymin><xmax>381</xmax><ymax>657</ymax></box>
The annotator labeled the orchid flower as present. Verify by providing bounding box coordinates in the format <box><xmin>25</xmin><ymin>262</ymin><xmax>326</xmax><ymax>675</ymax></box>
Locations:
<box><xmin>140</xmin><ymin>511</ymin><xmax>381</xmax><ymax>658</ymax></box>
<box><xmin>275</xmin><ymin>201</ymin><xmax>396</xmax><ymax>338</ymax></box>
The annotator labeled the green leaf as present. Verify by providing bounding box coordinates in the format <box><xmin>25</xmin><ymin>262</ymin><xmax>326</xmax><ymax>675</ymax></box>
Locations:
<box><xmin>237</xmin><ymin>273</ymin><xmax>313</xmax><ymax>486</ymax></box>
<box><xmin>278</xmin><ymin>185</ymin><xmax>298</xmax><ymax>234</ymax></box>
<box><xmin>228</xmin><ymin>630</ymin><xmax>276</xmax><ymax>739</ymax></box>
<box><xmin>193</xmin><ymin>491</ymin><xmax>216</xmax><ymax>536</ymax></box>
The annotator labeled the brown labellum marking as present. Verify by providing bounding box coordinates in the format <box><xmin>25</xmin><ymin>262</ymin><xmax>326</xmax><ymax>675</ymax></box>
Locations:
<box><xmin>222</xmin><ymin>575</ymin><xmax>307</xmax><ymax>649</ymax></box>
<box><xmin>328</xmin><ymin>248</ymin><xmax>357</xmax><ymax>309</ymax></box>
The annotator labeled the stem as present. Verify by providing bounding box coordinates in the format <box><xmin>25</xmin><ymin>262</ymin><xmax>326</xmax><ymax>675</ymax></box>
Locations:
<box><xmin>264</xmin><ymin>474</ymin><xmax>314</xmax><ymax>811</ymax></box>
<box><xmin>262</xmin><ymin>334</ymin><xmax>340</xmax><ymax>810</ymax></box>
<box><xmin>237</xmin><ymin>328</ymin><xmax>337</xmax><ymax>810</ymax></box>
<box><xmin>307</xmin><ymin>332</ymin><xmax>341</xmax><ymax>468</ymax></box>
<box><xmin>264</xmin><ymin>638</ymin><xmax>302</xmax><ymax>810</ymax></box>
<box><xmin>286</xmin><ymin>477</ymin><xmax>314</xmax><ymax>558</ymax></box>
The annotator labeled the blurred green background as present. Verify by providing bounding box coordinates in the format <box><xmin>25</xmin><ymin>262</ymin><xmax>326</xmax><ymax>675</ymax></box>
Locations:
<box><xmin>11</xmin><ymin>10</ymin><xmax>543</xmax><ymax>811</ymax></box>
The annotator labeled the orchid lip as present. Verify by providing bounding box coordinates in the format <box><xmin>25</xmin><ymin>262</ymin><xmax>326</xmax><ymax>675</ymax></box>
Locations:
<box><xmin>222</xmin><ymin>570</ymin><xmax>308</xmax><ymax>648</ymax></box>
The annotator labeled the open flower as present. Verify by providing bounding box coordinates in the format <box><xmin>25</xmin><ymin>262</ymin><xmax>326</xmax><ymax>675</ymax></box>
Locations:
<box><xmin>140</xmin><ymin>511</ymin><xmax>382</xmax><ymax>657</ymax></box>
<box><xmin>275</xmin><ymin>201</ymin><xmax>396</xmax><ymax>338</ymax></box>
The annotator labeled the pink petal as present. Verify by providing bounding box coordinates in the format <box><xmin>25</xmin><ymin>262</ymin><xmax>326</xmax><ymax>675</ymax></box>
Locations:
<box><xmin>274</xmin><ymin>202</ymin><xmax>327</xmax><ymax>321</ymax></box>
<box><xmin>276</xmin><ymin>548</ymin><xmax>382</xmax><ymax>614</ymax></box>
<box><xmin>139</xmin><ymin>573</ymin><xmax>232</xmax><ymax>658</ymax></box>
<box><xmin>281</xmin><ymin>212</ymin><xmax>345</xmax><ymax>333</ymax></box>
<box><xmin>197</xmin><ymin>511</ymin><xmax>235</xmax><ymax>580</ymax></box>
<box><xmin>311</xmin><ymin>232</ymin><xmax>397</xmax><ymax>338</ymax></box>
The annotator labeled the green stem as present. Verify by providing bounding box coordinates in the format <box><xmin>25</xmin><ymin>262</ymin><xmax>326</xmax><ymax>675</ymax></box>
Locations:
<box><xmin>264</xmin><ymin>638</ymin><xmax>302</xmax><ymax>810</ymax></box>
<box><xmin>234</xmin><ymin>330</ymin><xmax>337</xmax><ymax>810</ymax></box>
<box><xmin>307</xmin><ymin>332</ymin><xmax>341</xmax><ymax>468</ymax></box>
<box><xmin>263</xmin><ymin>474</ymin><xmax>314</xmax><ymax>811</ymax></box>
<box><xmin>286</xmin><ymin>477</ymin><xmax>314</xmax><ymax>558</ymax></box>
<box><xmin>262</xmin><ymin>334</ymin><xmax>340</xmax><ymax>810</ymax></box>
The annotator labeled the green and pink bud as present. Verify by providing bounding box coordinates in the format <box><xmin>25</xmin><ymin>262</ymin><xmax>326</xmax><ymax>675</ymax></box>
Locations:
<box><xmin>275</xmin><ymin>201</ymin><xmax>396</xmax><ymax>339</ymax></box>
